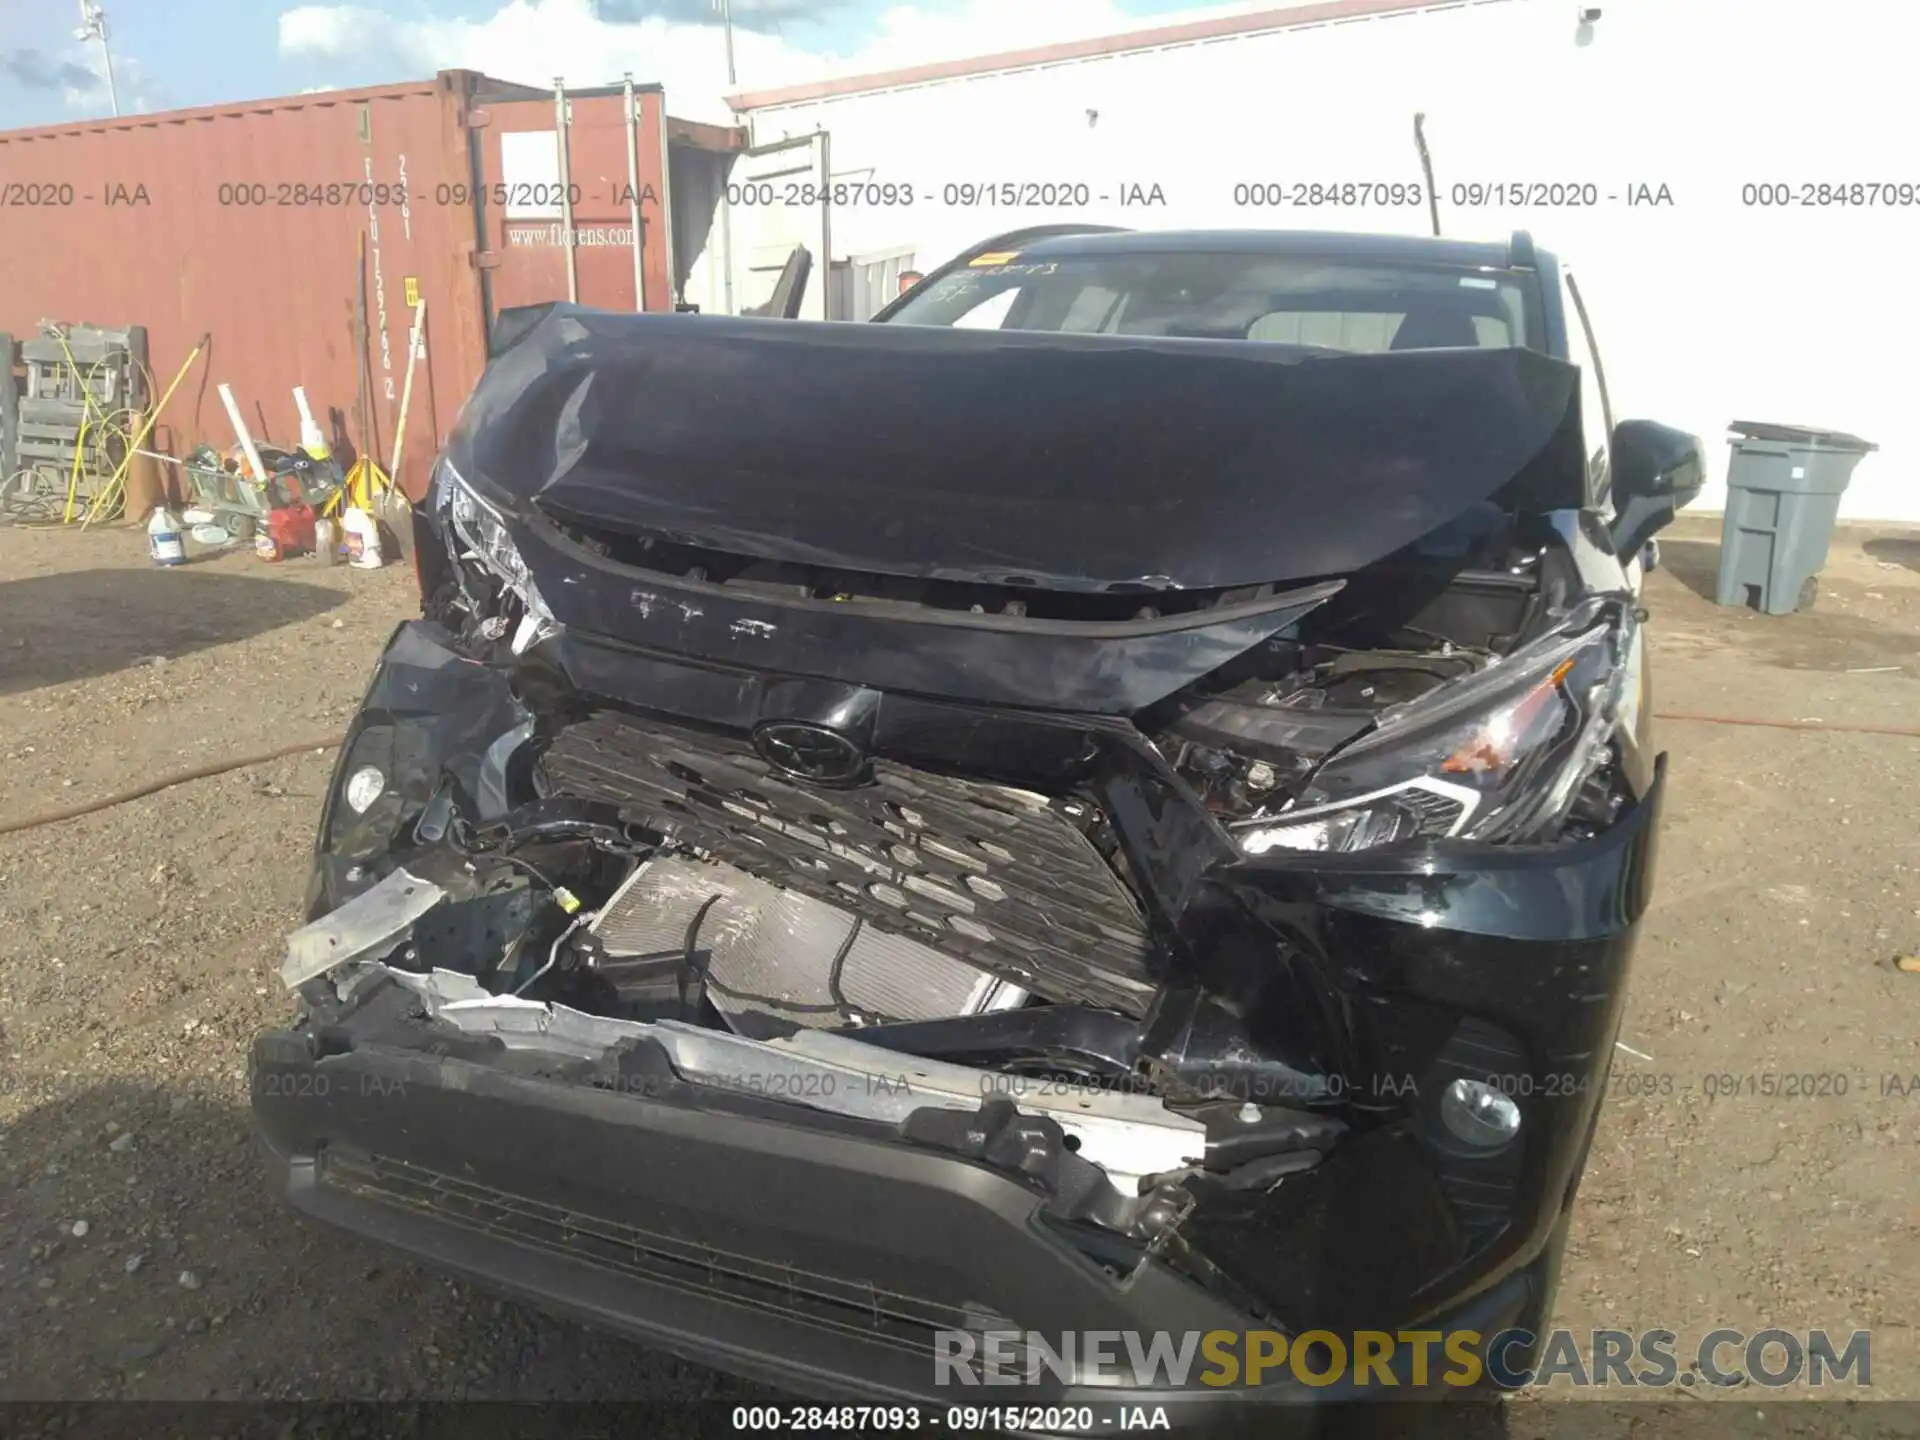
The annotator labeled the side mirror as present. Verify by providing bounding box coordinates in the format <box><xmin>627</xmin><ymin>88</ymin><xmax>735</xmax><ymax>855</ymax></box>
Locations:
<box><xmin>1608</xmin><ymin>419</ymin><xmax>1705</xmax><ymax>561</ymax></box>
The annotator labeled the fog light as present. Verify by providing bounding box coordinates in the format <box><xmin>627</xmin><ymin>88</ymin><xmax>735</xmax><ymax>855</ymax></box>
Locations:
<box><xmin>344</xmin><ymin>766</ymin><xmax>387</xmax><ymax>814</ymax></box>
<box><xmin>1440</xmin><ymin>1078</ymin><xmax>1522</xmax><ymax>1149</ymax></box>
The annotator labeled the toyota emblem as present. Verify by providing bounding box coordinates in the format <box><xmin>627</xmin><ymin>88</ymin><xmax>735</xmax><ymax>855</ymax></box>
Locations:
<box><xmin>752</xmin><ymin>721</ymin><xmax>867</xmax><ymax>784</ymax></box>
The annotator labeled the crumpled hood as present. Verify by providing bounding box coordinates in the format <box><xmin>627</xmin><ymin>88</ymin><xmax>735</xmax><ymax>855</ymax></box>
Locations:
<box><xmin>447</xmin><ymin>306</ymin><xmax>1585</xmax><ymax>593</ymax></box>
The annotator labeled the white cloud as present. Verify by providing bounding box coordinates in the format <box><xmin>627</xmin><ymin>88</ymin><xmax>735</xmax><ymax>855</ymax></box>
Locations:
<box><xmin>279</xmin><ymin>0</ymin><xmax>1150</xmax><ymax>123</ymax></box>
<box><xmin>61</xmin><ymin>48</ymin><xmax>160</xmax><ymax>117</ymax></box>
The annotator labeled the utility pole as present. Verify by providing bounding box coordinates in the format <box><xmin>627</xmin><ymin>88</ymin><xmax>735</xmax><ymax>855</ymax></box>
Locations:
<box><xmin>74</xmin><ymin>0</ymin><xmax>119</xmax><ymax>117</ymax></box>
<box><xmin>715</xmin><ymin>0</ymin><xmax>737</xmax><ymax>86</ymax></box>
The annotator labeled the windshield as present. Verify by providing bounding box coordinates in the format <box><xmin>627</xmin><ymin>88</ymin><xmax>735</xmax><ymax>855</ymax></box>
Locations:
<box><xmin>883</xmin><ymin>249</ymin><xmax>1539</xmax><ymax>352</ymax></box>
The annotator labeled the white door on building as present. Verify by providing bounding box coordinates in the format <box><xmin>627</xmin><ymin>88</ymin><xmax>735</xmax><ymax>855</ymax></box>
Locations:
<box><xmin>726</xmin><ymin>133</ymin><xmax>832</xmax><ymax>321</ymax></box>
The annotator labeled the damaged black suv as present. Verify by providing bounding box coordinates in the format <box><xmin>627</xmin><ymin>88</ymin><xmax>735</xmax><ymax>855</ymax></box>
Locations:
<box><xmin>252</xmin><ymin>226</ymin><xmax>1702</xmax><ymax>1411</ymax></box>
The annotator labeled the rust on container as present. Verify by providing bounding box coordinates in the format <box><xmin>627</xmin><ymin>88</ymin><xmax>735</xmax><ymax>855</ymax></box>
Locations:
<box><xmin>0</xmin><ymin>71</ymin><xmax>744</xmax><ymax>504</ymax></box>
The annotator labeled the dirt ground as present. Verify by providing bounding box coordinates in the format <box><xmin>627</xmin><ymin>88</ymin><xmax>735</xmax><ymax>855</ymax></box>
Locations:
<box><xmin>0</xmin><ymin>514</ymin><xmax>1916</xmax><ymax>1423</ymax></box>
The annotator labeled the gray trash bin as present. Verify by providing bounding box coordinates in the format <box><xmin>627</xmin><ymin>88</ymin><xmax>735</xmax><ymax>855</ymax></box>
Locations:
<box><xmin>1715</xmin><ymin>420</ymin><xmax>1877</xmax><ymax>614</ymax></box>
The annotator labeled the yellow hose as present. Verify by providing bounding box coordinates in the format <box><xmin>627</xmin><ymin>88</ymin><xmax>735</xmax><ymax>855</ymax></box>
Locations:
<box><xmin>51</xmin><ymin>335</ymin><xmax>134</xmax><ymax>524</ymax></box>
<box><xmin>62</xmin><ymin>413</ymin><xmax>91</xmax><ymax>524</ymax></box>
<box><xmin>83</xmin><ymin>332</ymin><xmax>209</xmax><ymax>530</ymax></box>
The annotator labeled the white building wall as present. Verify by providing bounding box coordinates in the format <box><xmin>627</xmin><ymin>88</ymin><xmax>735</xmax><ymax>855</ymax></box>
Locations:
<box><xmin>745</xmin><ymin>0</ymin><xmax>1919</xmax><ymax>522</ymax></box>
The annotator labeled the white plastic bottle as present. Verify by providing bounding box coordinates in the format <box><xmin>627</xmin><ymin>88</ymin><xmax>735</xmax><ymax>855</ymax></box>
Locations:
<box><xmin>147</xmin><ymin>507</ymin><xmax>186</xmax><ymax>567</ymax></box>
<box><xmin>342</xmin><ymin>506</ymin><xmax>384</xmax><ymax>569</ymax></box>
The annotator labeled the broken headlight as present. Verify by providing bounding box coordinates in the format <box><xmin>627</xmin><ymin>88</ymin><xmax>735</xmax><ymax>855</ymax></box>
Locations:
<box><xmin>1236</xmin><ymin>600</ymin><xmax>1639</xmax><ymax>853</ymax></box>
<box><xmin>430</xmin><ymin>458</ymin><xmax>558</xmax><ymax>654</ymax></box>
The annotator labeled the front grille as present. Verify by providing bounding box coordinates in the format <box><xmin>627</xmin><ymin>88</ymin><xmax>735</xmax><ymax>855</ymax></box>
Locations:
<box><xmin>540</xmin><ymin>711</ymin><xmax>1158</xmax><ymax>1015</ymax></box>
<box><xmin>319</xmin><ymin>1150</ymin><xmax>1009</xmax><ymax>1351</ymax></box>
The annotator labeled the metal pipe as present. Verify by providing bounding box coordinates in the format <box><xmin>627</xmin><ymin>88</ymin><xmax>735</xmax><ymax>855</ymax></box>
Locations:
<box><xmin>515</xmin><ymin>913</ymin><xmax>587</xmax><ymax>996</ymax></box>
<box><xmin>99</xmin><ymin>42</ymin><xmax>118</xmax><ymax>117</ymax></box>
<box><xmin>720</xmin><ymin>169</ymin><xmax>736</xmax><ymax>315</ymax></box>
<box><xmin>1413</xmin><ymin>111</ymin><xmax>1441</xmax><ymax>238</ymax></box>
<box><xmin>217</xmin><ymin>382</ymin><xmax>268</xmax><ymax>483</ymax></box>
<box><xmin>75</xmin><ymin>1</ymin><xmax>119</xmax><ymax>117</ymax></box>
<box><xmin>655</xmin><ymin>91</ymin><xmax>678</xmax><ymax>306</ymax></box>
<box><xmin>554</xmin><ymin>77</ymin><xmax>578</xmax><ymax>303</ymax></box>
<box><xmin>459</xmin><ymin>73</ymin><xmax>496</xmax><ymax>354</ymax></box>
<box><xmin>818</xmin><ymin>129</ymin><xmax>833</xmax><ymax>320</ymax></box>
<box><xmin>718</xmin><ymin>0</ymin><xmax>737</xmax><ymax>86</ymax></box>
<box><xmin>623</xmin><ymin>74</ymin><xmax>645</xmax><ymax>311</ymax></box>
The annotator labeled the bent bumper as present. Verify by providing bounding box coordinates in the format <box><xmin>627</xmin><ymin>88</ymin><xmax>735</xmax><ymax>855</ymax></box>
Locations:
<box><xmin>251</xmin><ymin>979</ymin><xmax>1540</xmax><ymax>1418</ymax></box>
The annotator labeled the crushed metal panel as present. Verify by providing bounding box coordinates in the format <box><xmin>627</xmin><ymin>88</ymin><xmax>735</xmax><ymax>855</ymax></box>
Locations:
<box><xmin>282</xmin><ymin>869</ymin><xmax>447</xmax><ymax>988</ymax></box>
<box><xmin>384</xmin><ymin>965</ymin><xmax>1203</xmax><ymax>1190</ymax></box>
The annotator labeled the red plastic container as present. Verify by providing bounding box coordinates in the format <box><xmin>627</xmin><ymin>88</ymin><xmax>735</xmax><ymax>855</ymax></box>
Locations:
<box><xmin>256</xmin><ymin>502</ymin><xmax>316</xmax><ymax>562</ymax></box>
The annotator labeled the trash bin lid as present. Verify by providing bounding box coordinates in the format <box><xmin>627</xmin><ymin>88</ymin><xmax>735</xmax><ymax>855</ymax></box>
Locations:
<box><xmin>1728</xmin><ymin>419</ymin><xmax>1878</xmax><ymax>451</ymax></box>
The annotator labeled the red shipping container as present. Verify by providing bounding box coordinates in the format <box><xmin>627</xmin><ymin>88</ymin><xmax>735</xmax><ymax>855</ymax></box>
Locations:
<box><xmin>0</xmin><ymin>72</ymin><xmax>744</xmax><ymax>502</ymax></box>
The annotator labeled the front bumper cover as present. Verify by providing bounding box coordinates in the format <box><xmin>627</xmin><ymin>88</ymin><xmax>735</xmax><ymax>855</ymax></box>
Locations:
<box><xmin>252</xmin><ymin>975</ymin><xmax>1542</xmax><ymax>1416</ymax></box>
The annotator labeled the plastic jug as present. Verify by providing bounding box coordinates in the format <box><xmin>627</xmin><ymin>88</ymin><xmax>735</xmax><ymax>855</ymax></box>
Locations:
<box><xmin>342</xmin><ymin>506</ymin><xmax>384</xmax><ymax>569</ymax></box>
<box><xmin>148</xmin><ymin>508</ymin><xmax>186</xmax><ymax>567</ymax></box>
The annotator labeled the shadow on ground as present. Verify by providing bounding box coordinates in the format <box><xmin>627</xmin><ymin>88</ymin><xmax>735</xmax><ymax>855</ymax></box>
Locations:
<box><xmin>0</xmin><ymin>570</ymin><xmax>344</xmax><ymax>696</ymax></box>
<box><xmin>0</xmin><ymin>1078</ymin><xmax>755</xmax><ymax>1409</ymax></box>
<box><xmin>1864</xmin><ymin>536</ymin><xmax>1920</xmax><ymax>573</ymax></box>
<box><xmin>1654</xmin><ymin>539</ymin><xmax>1724</xmax><ymax>605</ymax></box>
<box><xmin>1647</xmin><ymin>539</ymin><xmax>1920</xmax><ymax>676</ymax></box>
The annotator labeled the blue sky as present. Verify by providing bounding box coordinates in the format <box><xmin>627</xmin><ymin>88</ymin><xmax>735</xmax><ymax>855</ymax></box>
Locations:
<box><xmin>0</xmin><ymin>0</ymin><xmax>1240</xmax><ymax>130</ymax></box>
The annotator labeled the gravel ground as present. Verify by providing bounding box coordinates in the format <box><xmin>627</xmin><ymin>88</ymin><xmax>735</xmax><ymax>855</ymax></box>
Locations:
<box><xmin>0</xmin><ymin>516</ymin><xmax>1916</xmax><ymax>1424</ymax></box>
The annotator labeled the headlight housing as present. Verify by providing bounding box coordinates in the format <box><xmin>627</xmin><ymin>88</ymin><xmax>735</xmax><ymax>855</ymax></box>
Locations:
<box><xmin>1233</xmin><ymin>599</ymin><xmax>1639</xmax><ymax>854</ymax></box>
<box><xmin>430</xmin><ymin>459</ymin><xmax>558</xmax><ymax>654</ymax></box>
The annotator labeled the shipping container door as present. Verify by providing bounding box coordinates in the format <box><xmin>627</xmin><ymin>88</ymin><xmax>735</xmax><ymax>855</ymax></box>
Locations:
<box><xmin>481</xmin><ymin>89</ymin><xmax>671</xmax><ymax>320</ymax></box>
<box><xmin>727</xmin><ymin>134</ymin><xmax>830</xmax><ymax>320</ymax></box>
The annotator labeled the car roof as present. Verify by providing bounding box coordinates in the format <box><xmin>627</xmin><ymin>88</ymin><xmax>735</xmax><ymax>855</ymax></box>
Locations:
<box><xmin>1005</xmin><ymin>227</ymin><xmax>1537</xmax><ymax>272</ymax></box>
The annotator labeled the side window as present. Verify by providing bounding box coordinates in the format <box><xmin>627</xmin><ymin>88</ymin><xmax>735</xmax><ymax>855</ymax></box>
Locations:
<box><xmin>1560</xmin><ymin>271</ymin><xmax>1613</xmax><ymax>505</ymax></box>
<box><xmin>1059</xmin><ymin>284</ymin><xmax>1126</xmax><ymax>332</ymax></box>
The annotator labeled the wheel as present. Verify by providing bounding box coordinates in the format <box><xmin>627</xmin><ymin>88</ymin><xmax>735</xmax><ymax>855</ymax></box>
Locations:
<box><xmin>1797</xmin><ymin>575</ymin><xmax>1819</xmax><ymax>612</ymax></box>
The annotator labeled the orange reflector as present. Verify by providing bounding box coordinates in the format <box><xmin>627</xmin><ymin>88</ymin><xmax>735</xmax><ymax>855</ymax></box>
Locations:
<box><xmin>1441</xmin><ymin>657</ymin><xmax>1578</xmax><ymax>774</ymax></box>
